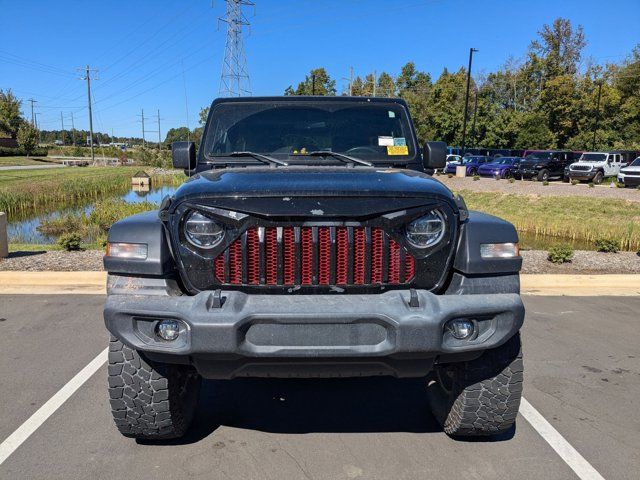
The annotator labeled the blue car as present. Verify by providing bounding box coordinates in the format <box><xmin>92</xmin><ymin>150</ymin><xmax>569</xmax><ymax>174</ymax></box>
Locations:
<box><xmin>477</xmin><ymin>157</ymin><xmax>521</xmax><ymax>179</ymax></box>
<box><xmin>444</xmin><ymin>155</ymin><xmax>492</xmax><ymax>176</ymax></box>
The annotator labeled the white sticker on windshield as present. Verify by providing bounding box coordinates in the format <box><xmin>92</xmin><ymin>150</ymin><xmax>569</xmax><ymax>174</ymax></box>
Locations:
<box><xmin>388</xmin><ymin>111</ymin><xmax>396</xmax><ymax>118</ymax></box>
<box><xmin>378</xmin><ymin>136</ymin><xmax>394</xmax><ymax>146</ymax></box>
<box><xmin>394</xmin><ymin>137</ymin><xmax>406</xmax><ymax>146</ymax></box>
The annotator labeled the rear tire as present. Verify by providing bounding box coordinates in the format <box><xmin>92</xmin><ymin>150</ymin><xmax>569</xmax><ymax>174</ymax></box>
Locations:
<box><xmin>428</xmin><ymin>333</ymin><xmax>523</xmax><ymax>437</ymax></box>
<box><xmin>108</xmin><ymin>336</ymin><xmax>201</xmax><ymax>440</ymax></box>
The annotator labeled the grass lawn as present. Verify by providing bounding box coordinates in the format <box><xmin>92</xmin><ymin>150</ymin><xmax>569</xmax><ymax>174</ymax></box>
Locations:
<box><xmin>0</xmin><ymin>166</ymin><xmax>183</xmax><ymax>219</ymax></box>
<box><xmin>0</xmin><ymin>156</ymin><xmax>56</xmax><ymax>167</ymax></box>
<box><xmin>460</xmin><ymin>190</ymin><xmax>640</xmax><ymax>251</ymax></box>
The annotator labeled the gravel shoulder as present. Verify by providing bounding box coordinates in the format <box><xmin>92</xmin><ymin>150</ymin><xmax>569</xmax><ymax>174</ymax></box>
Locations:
<box><xmin>1</xmin><ymin>248</ymin><xmax>639</xmax><ymax>274</ymax></box>
<box><xmin>437</xmin><ymin>174</ymin><xmax>640</xmax><ymax>202</ymax></box>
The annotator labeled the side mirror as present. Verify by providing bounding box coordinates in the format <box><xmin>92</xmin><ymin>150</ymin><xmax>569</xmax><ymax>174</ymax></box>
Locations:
<box><xmin>171</xmin><ymin>141</ymin><xmax>196</xmax><ymax>170</ymax></box>
<box><xmin>423</xmin><ymin>141</ymin><xmax>447</xmax><ymax>169</ymax></box>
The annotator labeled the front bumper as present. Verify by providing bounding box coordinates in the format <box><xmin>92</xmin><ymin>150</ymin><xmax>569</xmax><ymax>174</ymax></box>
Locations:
<box><xmin>619</xmin><ymin>175</ymin><xmax>640</xmax><ymax>187</ymax></box>
<box><xmin>104</xmin><ymin>288</ymin><xmax>524</xmax><ymax>378</ymax></box>
<box><xmin>515</xmin><ymin>168</ymin><xmax>539</xmax><ymax>179</ymax></box>
<box><xmin>569</xmin><ymin>171</ymin><xmax>596</xmax><ymax>181</ymax></box>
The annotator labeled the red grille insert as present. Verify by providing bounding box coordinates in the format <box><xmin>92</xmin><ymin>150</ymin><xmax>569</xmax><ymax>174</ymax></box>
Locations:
<box><xmin>214</xmin><ymin>226</ymin><xmax>415</xmax><ymax>287</ymax></box>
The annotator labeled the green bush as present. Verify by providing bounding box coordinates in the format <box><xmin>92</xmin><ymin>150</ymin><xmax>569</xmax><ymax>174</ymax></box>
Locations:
<box><xmin>0</xmin><ymin>146</ymin><xmax>49</xmax><ymax>157</ymax></box>
<box><xmin>588</xmin><ymin>182</ymin><xmax>595</xmax><ymax>188</ymax></box>
<box><xmin>594</xmin><ymin>238</ymin><xmax>619</xmax><ymax>253</ymax></box>
<box><xmin>571</xmin><ymin>179</ymin><xmax>579</xmax><ymax>185</ymax></box>
<box><xmin>57</xmin><ymin>232</ymin><xmax>82</xmax><ymax>251</ymax></box>
<box><xmin>542</xmin><ymin>180</ymin><xmax>549</xmax><ymax>186</ymax></box>
<box><xmin>508</xmin><ymin>177</ymin><xmax>515</xmax><ymax>183</ymax></box>
<box><xmin>547</xmin><ymin>245</ymin><xmax>574</xmax><ymax>264</ymax></box>
<box><xmin>447</xmin><ymin>173</ymin><xmax>453</xmax><ymax>178</ymax></box>
<box><xmin>473</xmin><ymin>175</ymin><xmax>480</xmax><ymax>181</ymax></box>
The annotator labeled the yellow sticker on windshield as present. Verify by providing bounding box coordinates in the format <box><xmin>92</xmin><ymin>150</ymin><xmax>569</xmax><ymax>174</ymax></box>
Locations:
<box><xmin>387</xmin><ymin>145</ymin><xmax>409</xmax><ymax>156</ymax></box>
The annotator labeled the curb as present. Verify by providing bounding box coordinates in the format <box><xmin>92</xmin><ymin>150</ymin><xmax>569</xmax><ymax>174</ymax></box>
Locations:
<box><xmin>0</xmin><ymin>272</ymin><xmax>639</xmax><ymax>296</ymax></box>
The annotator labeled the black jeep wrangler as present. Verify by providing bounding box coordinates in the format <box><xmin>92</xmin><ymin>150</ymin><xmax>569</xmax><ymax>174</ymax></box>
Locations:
<box><xmin>104</xmin><ymin>96</ymin><xmax>524</xmax><ymax>440</ymax></box>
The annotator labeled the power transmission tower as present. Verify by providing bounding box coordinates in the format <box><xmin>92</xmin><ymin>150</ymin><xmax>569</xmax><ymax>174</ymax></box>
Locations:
<box><xmin>28</xmin><ymin>99</ymin><xmax>37</xmax><ymax>125</ymax></box>
<box><xmin>77</xmin><ymin>65</ymin><xmax>98</xmax><ymax>163</ymax></box>
<box><xmin>218</xmin><ymin>0</ymin><xmax>254</xmax><ymax>97</ymax></box>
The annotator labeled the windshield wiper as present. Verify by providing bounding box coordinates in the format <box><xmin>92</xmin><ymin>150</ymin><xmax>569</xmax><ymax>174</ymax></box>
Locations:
<box><xmin>206</xmin><ymin>151</ymin><xmax>288</xmax><ymax>167</ymax></box>
<box><xmin>304</xmin><ymin>151</ymin><xmax>373</xmax><ymax>167</ymax></box>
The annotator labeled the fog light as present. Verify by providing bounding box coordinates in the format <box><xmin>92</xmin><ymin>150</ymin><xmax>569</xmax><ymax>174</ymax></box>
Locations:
<box><xmin>446</xmin><ymin>319</ymin><xmax>475</xmax><ymax>340</ymax></box>
<box><xmin>156</xmin><ymin>319</ymin><xmax>181</xmax><ymax>341</ymax></box>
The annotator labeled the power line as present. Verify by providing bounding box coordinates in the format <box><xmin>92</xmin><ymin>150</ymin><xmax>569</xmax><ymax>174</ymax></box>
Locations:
<box><xmin>219</xmin><ymin>0</ymin><xmax>254</xmax><ymax>97</ymax></box>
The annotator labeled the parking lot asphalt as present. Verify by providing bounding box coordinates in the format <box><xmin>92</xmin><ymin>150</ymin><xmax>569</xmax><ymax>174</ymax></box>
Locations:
<box><xmin>0</xmin><ymin>295</ymin><xmax>638</xmax><ymax>480</ymax></box>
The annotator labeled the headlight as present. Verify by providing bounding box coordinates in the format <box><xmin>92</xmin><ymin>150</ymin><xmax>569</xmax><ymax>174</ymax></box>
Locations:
<box><xmin>405</xmin><ymin>210</ymin><xmax>445</xmax><ymax>248</ymax></box>
<box><xmin>184</xmin><ymin>211</ymin><xmax>224</xmax><ymax>249</ymax></box>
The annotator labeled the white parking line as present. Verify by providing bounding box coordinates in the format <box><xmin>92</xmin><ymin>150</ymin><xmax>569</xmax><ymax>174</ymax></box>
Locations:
<box><xmin>520</xmin><ymin>397</ymin><xmax>606</xmax><ymax>480</ymax></box>
<box><xmin>0</xmin><ymin>348</ymin><xmax>108</xmax><ymax>467</ymax></box>
<box><xmin>0</xmin><ymin>350</ymin><xmax>606</xmax><ymax>480</ymax></box>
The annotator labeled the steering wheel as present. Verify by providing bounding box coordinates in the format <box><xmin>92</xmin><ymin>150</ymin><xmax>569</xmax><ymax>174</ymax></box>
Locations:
<box><xmin>345</xmin><ymin>146</ymin><xmax>379</xmax><ymax>155</ymax></box>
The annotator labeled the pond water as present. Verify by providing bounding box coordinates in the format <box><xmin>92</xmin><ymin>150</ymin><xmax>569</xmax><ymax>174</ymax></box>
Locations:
<box><xmin>8</xmin><ymin>185</ymin><xmax>179</xmax><ymax>244</ymax></box>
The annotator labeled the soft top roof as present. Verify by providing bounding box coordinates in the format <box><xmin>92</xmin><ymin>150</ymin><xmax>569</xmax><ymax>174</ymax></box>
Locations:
<box><xmin>211</xmin><ymin>96</ymin><xmax>409</xmax><ymax>106</ymax></box>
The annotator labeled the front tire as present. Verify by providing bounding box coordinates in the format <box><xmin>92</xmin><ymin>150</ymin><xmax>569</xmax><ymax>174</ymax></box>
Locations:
<box><xmin>108</xmin><ymin>336</ymin><xmax>201</xmax><ymax>440</ymax></box>
<box><xmin>537</xmin><ymin>169</ymin><xmax>549</xmax><ymax>182</ymax></box>
<box><xmin>428</xmin><ymin>333</ymin><xmax>523</xmax><ymax>437</ymax></box>
<box><xmin>593</xmin><ymin>171</ymin><xmax>604</xmax><ymax>185</ymax></box>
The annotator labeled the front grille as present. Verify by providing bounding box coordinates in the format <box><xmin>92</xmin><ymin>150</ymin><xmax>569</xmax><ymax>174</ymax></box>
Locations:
<box><xmin>571</xmin><ymin>165</ymin><xmax>591</xmax><ymax>171</ymax></box>
<box><xmin>214</xmin><ymin>226</ymin><xmax>415</xmax><ymax>286</ymax></box>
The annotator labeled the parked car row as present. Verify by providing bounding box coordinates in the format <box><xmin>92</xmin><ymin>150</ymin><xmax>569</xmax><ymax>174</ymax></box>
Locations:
<box><xmin>442</xmin><ymin>149</ymin><xmax>640</xmax><ymax>186</ymax></box>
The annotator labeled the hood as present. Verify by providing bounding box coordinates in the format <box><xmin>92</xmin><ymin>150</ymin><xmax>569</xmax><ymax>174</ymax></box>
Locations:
<box><xmin>519</xmin><ymin>159</ymin><xmax>548</xmax><ymax>167</ymax></box>
<box><xmin>170</xmin><ymin>167</ymin><xmax>457</xmax><ymax>217</ymax></box>
<box><xmin>621</xmin><ymin>165</ymin><xmax>640</xmax><ymax>173</ymax></box>
<box><xmin>571</xmin><ymin>161</ymin><xmax>602</xmax><ymax>168</ymax></box>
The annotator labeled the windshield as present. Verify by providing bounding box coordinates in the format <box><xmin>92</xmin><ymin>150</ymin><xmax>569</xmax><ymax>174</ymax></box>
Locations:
<box><xmin>630</xmin><ymin>157</ymin><xmax>640</xmax><ymax>167</ymax></box>
<box><xmin>202</xmin><ymin>101</ymin><xmax>416</xmax><ymax>162</ymax></box>
<box><xmin>462</xmin><ymin>156</ymin><xmax>485</xmax><ymax>164</ymax></box>
<box><xmin>525</xmin><ymin>152</ymin><xmax>552</xmax><ymax>160</ymax></box>
<box><xmin>494</xmin><ymin>157</ymin><xmax>517</xmax><ymax>165</ymax></box>
<box><xmin>579</xmin><ymin>153</ymin><xmax>607</xmax><ymax>162</ymax></box>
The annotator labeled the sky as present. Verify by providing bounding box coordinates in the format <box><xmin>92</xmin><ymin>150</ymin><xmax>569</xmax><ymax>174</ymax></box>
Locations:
<box><xmin>1</xmin><ymin>0</ymin><xmax>638</xmax><ymax>138</ymax></box>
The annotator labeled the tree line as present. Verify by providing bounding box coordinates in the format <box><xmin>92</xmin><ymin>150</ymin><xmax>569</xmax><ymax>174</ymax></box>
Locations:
<box><xmin>282</xmin><ymin>18</ymin><xmax>640</xmax><ymax>151</ymax></box>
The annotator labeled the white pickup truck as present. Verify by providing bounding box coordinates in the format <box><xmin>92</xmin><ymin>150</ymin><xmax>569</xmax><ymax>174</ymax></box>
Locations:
<box><xmin>618</xmin><ymin>157</ymin><xmax>640</xmax><ymax>188</ymax></box>
<box><xmin>567</xmin><ymin>152</ymin><xmax>627</xmax><ymax>184</ymax></box>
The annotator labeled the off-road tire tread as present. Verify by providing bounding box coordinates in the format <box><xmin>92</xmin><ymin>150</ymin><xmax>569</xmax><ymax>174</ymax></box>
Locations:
<box><xmin>108</xmin><ymin>336</ymin><xmax>201</xmax><ymax>439</ymax></box>
<box><xmin>431</xmin><ymin>333</ymin><xmax>523</xmax><ymax>437</ymax></box>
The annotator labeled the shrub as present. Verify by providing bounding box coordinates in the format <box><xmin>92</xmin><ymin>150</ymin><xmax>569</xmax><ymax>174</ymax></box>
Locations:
<box><xmin>57</xmin><ymin>232</ymin><xmax>82</xmax><ymax>251</ymax></box>
<box><xmin>571</xmin><ymin>179</ymin><xmax>579</xmax><ymax>185</ymax></box>
<box><xmin>594</xmin><ymin>238</ymin><xmax>619</xmax><ymax>253</ymax></box>
<box><xmin>473</xmin><ymin>175</ymin><xmax>480</xmax><ymax>181</ymax></box>
<box><xmin>588</xmin><ymin>182</ymin><xmax>595</xmax><ymax>188</ymax></box>
<box><xmin>0</xmin><ymin>146</ymin><xmax>48</xmax><ymax>157</ymax></box>
<box><xmin>494</xmin><ymin>175</ymin><xmax>501</xmax><ymax>181</ymax></box>
<box><xmin>542</xmin><ymin>180</ymin><xmax>549</xmax><ymax>186</ymax></box>
<box><xmin>547</xmin><ymin>245</ymin><xmax>574</xmax><ymax>264</ymax></box>
<box><xmin>508</xmin><ymin>177</ymin><xmax>515</xmax><ymax>183</ymax></box>
<box><xmin>447</xmin><ymin>173</ymin><xmax>453</xmax><ymax>178</ymax></box>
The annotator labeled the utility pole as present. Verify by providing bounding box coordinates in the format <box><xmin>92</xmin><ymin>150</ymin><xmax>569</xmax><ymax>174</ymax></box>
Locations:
<box><xmin>470</xmin><ymin>88</ymin><xmax>478</xmax><ymax>148</ymax></box>
<box><xmin>592</xmin><ymin>81</ymin><xmax>603</xmax><ymax>151</ymax></box>
<box><xmin>60</xmin><ymin>112</ymin><xmax>65</xmax><ymax>145</ymax></box>
<box><xmin>70</xmin><ymin>112</ymin><xmax>76</xmax><ymax>145</ymax></box>
<box><xmin>460</xmin><ymin>48</ymin><xmax>478</xmax><ymax>156</ymax></box>
<box><xmin>28</xmin><ymin>99</ymin><xmax>37</xmax><ymax>126</ymax></box>
<box><xmin>312</xmin><ymin>74</ymin><xmax>316</xmax><ymax>95</ymax></box>
<box><xmin>157</xmin><ymin>109</ymin><xmax>162</xmax><ymax>151</ymax></box>
<box><xmin>373</xmin><ymin>70</ymin><xmax>377</xmax><ymax>97</ymax></box>
<box><xmin>138</xmin><ymin>108</ymin><xmax>146</xmax><ymax>148</ymax></box>
<box><xmin>343</xmin><ymin>67</ymin><xmax>354</xmax><ymax>96</ymax></box>
<box><xmin>78</xmin><ymin>65</ymin><xmax>98</xmax><ymax>163</ymax></box>
<box><xmin>218</xmin><ymin>0</ymin><xmax>254</xmax><ymax>97</ymax></box>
